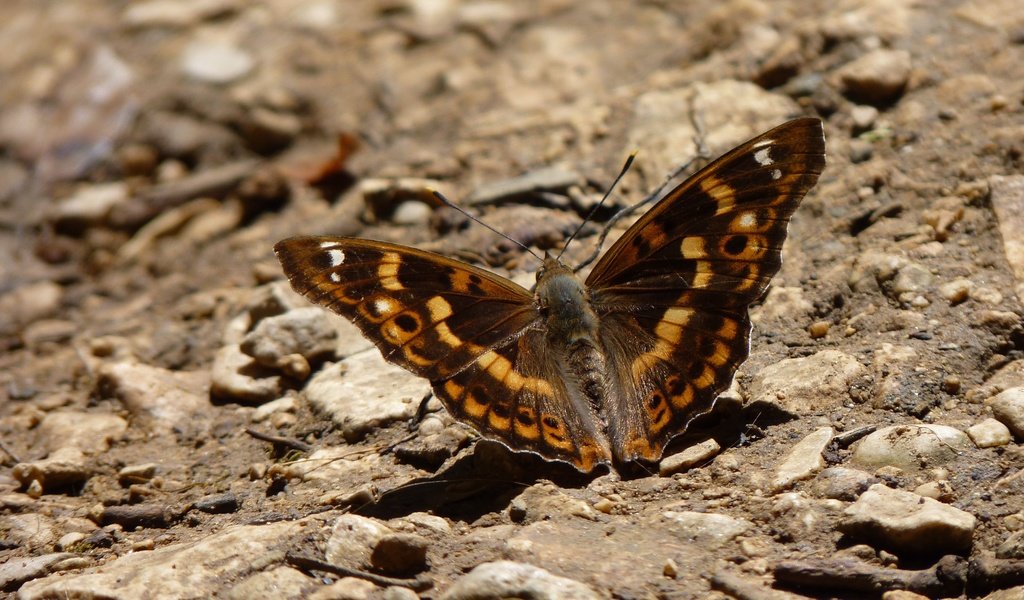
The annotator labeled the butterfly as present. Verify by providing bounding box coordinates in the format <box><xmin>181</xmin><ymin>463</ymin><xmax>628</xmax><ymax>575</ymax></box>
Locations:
<box><xmin>275</xmin><ymin>118</ymin><xmax>826</xmax><ymax>472</ymax></box>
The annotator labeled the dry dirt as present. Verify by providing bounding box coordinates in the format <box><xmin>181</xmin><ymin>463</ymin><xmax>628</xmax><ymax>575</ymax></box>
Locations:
<box><xmin>2</xmin><ymin>1</ymin><xmax>1024</xmax><ymax>599</ymax></box>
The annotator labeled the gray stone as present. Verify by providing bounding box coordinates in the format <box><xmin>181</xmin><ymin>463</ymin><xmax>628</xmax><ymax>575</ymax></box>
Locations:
<box><xmin>772</xmin><ymin>427</ymin><xmax>834</xmax><ymax>491</ymax></box>
<box><xmin>0</xmin><ymin>553</ymin><xmax>72</xmax><ymax>592</ymax></box>
<box><xmin>98</xmin><ymin>361</ymin><xmax>213</xmax><ymax>430</ymax></box>
<box><xmin>892</xmin><ymin>263</ymin><xmax>933</xmax><ymax>294</ymax></box>
<box><xmin>370</xmin><ymin>533</ymin><xmax>429</xmax><ymax>575</ymax></box>
<box><xmin>36</xmin><ymin>411</ymin><xmax>127</xmax><ymax>454</ymax></box>
<box><xmin>839</xmin><ymin>483</ymin><xmax>976</xmax><ymax>556</ymax></box>
<box><xmin>210</xmin><ymin>344</ymin><xmax>283</xmax><ymax>405</ymax></box>
<box><xmin>241</xmin><ymin>307</ymin><xmax>338</xmax><ymax>377</ymax></box>
<box><xmin>440</xmin><ymin>561</ymin><xmax>600</xmax><ymax>600</ymax></box>
<box><xmin>967</xmin><ymin>418</ymin><xmax>1013</xmax><ymax>448</ymax></box>
<box><xmin>226</xmin><ymin>566</ymin><xmax>314</xmax><ymax>600</ymax></box>
<box><xmin>661</xmin><ymin>511</ymin><xmax>753</xmax><ymax>549</ymax></box>
<box><xmin>659</xmin><ymin>438</ymin><xmax>721</xmax><ymax>476</ymax></box>
<box><xmin>509</xmin><ymin>483</ymin><xmax>598</xmax><ymax>524</ymax></box>
<box><xmin>18</xmin><ymin>520</ymin><xmax>309</xmax><ymax>599</ymax></box>
<box><xmin>990</xmin><ymin>175</ymin><xmax>1024</xmax><ymax>302</ymax></box>
<box><xmin>837</xmin><ymin>49</ymin><xmax>912</xmax><ymax>105</ymax></box>
<box><xmin>181</xmin><ymin>38</ymin><xmax>254</xmax><ymax>84</ymax></box>
<box><xmin>851</xmin><ymin>424</ymin><xmax>972</xmax><ymax>474</ymax></box>
<box><xmin>747</xmin><ymin>350</ymin><xmax>868</xmax><ymax>414</ymax></box>
<box><xmin>849</xmin><ymin>251</ymin><xmax>907</xmax><ymax>292</ymax></box>
<box><xmin>325</xmin><ymin>514</ymin><xmax>392</xmax><ymax>569</ymax></box>
<box><xmin>304</xmin><ymin>351</ymin><xmax>429</xmax><ymax>441</ymax></box>
<box><xmin>997</xmin><ymin>531</ymin><xmax>1024</xmax><ymax>559</ymax></box>
<box><xmin>12</xmin><ymin>447</ymin><xmax>91</xmax><ymax>493</ymax></box>
<box><xmin>811</xmin><ymin>467</ymin><xmax>880</xmax><ymax>501</ymax></box>
<box><xmin>988</xmin><ymin>387</ymin><xmax>1024</xmax><ymax>439</ymax></box>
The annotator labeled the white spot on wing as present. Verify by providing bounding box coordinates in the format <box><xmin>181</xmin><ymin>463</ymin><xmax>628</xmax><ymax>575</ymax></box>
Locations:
<box><xmin>739</xmin><ymin>212</ymin><xmax>757</xmax><ymax>229</ymax></box>
<box><xmin>326</xmin><ymin>249</ymin><xmax>345</xmax><ymax>267</ymax></box>
<box><xmin>330</xmin><ymin>272</ymin><xmax>342</xmax><ymax>283</ymax></box>
<box><xmin>374</xmin><ymin>297</ymin><xmax>393</xmax><ymax>315</ymax></box>
<box><xmin>754</xmin><ymin>147</ymin><xmax>773</xmax><ymax>166</ymax></box>
<box><xmin>771</xmin><ymin>169</ymin><xmax>782</xmax><ymax>180</ymax></box>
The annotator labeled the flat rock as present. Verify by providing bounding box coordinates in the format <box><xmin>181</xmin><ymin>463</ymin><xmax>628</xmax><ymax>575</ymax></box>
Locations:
<box><xmin>967</xmin><ymin>418</ymin><xmax>1013</xmax><ymax>448</ymax></box>
<box><xmin>440</xmin><ymin>560</ymin><xmax>600</xmax><ymax>600</ymax></box>
<box><xmin>18</xmin><ymin>519</ymin><xmax>310</xmax><ymax>599</ymax></box>
<box><xmin>210</xmin><ymin>344</ymin><xmax>283</xmax><ymax>405</ymax></box>
<box><xmin>772</xmin><ymin>427</ymin><xmax>834</xmax><ymax>491</ymax></box>
<box><xmin>304</xmin><ymin>350</ymin><xmax>429</xmax><ymax>441</ymax></box>
<box><xmin>36</xmin><ymin>411</ymin><xmax>127</xmax><ymax>455</ymax></box>
<box><xmin>225</xmin><ymin>566</ymin><xmax>314</xmax><ymax>600</ymax></box>
<box><xmin>0</xmin><ymin>281</ymin><xmax>63</xmax><ymax>337</ymax></box>
<box><xmin>370</xmin><ymin>533</ymin><xmax>429</xmax><ymax>575</ymax></box>
<box><xmin>123</xmin><ymin>0</ymin><xmax>239</xmax><ymax>28</ymax></box>
<box><xmin>181</xmin><ymin>37</ymin><xmax>254</xmax><ymax>84</ymax></box>
<box><xmin>839</xmin><ymin>483</ymin><xmax>976</xmax><ymax>556</ymax></box>
<box><xmin>241</xmin><ymin>306</ymin><xmax>339</xmax><ymax>376</ymax></box>
<box><xmin>52</xmin><ymin>182</ymin><xmax>129</xmax><ymax>230</ymax></box>
<box><xmin>12</xmin><ymin>447</ymin><xmax>91</xmax><ymax>493</ymax></box>
<box><xmin>98</xmin><ymin>361</ymin><xmax>213</xmax><ymax>430</ymax></box>
<box><xmin>509</xmin><ymin>483</ymin><xmax>598</xmax><ymax>523</ymax></box>
<box><xmin>0</xmin><ymin>552</ymin><xmax>72</xmax><ymax>592</ymax></box>
<box><xmin>989</xmin><ymin>175</ymin><xmax>1024</xmax><ymax>302</ymax></box>
<box><xmin>325</xmin><ymin>514</ymin><xmax>393</xmax><ymax>569</ymax></box>
<box><xmin>627</xmin><ymin>80</ymin><xmax>800</xmax><ymax>182</ymax></box>
<box><xmin>810</xmin><ymin>467</ymin><xmax>880</xmax><ymax>501</ymax></box>
<box><xmin>988</xmin><ymin>387</ymin><xmax>1024</xmax><ymax>439</ymax></box>
<box><xmin>851</xmin><ymin>424</ymin><xmax>972</xmax><ymax>474</ymax></box>
<box><xmin>836</xmin><ymin>49</ymin><xmax>912</xmax><ymax>105</ymax></box>
<box><xmin>747</xmin><ymin>350</ymin><xmax>868</xmax><ymax>414</ymax></box>
<box><xmin>661</xmin><ymin>511</ymin><xmax>753</xmax><ymax>549</ymax></box>
<box><xmin>659</xmin><ymin>438</ymin><xmax>721</xmax><ymax>476</ymax></box>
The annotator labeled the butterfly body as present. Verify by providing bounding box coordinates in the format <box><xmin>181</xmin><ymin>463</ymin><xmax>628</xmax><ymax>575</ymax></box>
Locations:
<box><xmin>276</xmin><ymin>118</ymin><xmax>826</xmax><ymax>473</ymax></box>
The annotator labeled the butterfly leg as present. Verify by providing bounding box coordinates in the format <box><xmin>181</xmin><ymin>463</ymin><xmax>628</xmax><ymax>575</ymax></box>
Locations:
<box><xmin>409</xmin><ymin>390</ymin><xmax>436</xmax><ymax>431</ymax></box>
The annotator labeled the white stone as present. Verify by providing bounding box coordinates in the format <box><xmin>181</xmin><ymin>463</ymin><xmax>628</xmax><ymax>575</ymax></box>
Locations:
<box><xmin>747</xmin><ymin>350</ymin><xmax>868</xmax><ymax>414</ymax></box>
<box><xmin>772</xmin><ymin>427</ymin><xmax>834</xmax><ymax>491</ymax></box>
<box><xmin>851</xmin><ymin>424</ymin><xmax>972</xmax><ymax>474</ymax></box>
<box><xmin>990</xmin><ymin>175</ymin><xmax>1024</xmax><ymax>302</ymax></box>
<box><xmin>839</xmin><ymin>484</ymin><xmax>975</xmax><ymax>555</ymax></box>
<box><xmin>967</xmin><ymin>418</ymin><xmax>1013</xmax><ymax>448</ymax></box>
<box><xmin>659</xmin><ymin>438</ymin><xmax>721</xmax><ymax>476</ymax></box>
<box><xmin>661</xmin><ymin>511</ymin><xmax>753</xmax><ymax>549</ymax></box>
<box><xmin>181</xmin><ymin>38</ymin><xmax>254</xmax><ymax>84</ymax></box>
<box><xmin>988</xmin><ymin>387</ymin><xmax>1024</xmax><ymax>439</ymax></box>
<box><xmin>440</xmin><ymin>560</ymin><xmax>600</xmax><ymax>600</ymax></box>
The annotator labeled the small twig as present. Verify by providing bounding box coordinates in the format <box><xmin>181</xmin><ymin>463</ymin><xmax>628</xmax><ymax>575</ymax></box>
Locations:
<box><xmin>831</xmin><ymin>425</ymin><xmax>877</xmax><ymax>449</ymax></box>
<box><xmin>286</xmin><ymin>552</ymin><xmax>433</xmax><ymax>591</ymax></box>
<box><xmin>244</xmin><ymin>428</ymin><xmax>313</xmax><ymax>453</ymax></box>
<box><xmin>774</xmin><ymin>555</ymin><xmax>966</xmax><ymax>597</ymax></box>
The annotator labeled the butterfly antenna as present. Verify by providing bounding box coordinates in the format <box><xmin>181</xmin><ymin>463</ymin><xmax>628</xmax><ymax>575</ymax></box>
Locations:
<box><xmin>430</xmin><ymin>190</ymin><xmax>541</xmax><ymax>261</ymax></box>
<box><xmin>556</xmin><ymin>152</ymin><xmax>636</xmax><ymax>263</ymax></box>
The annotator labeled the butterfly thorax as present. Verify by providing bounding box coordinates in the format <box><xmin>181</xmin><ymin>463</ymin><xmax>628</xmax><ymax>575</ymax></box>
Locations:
<box><xmin>534</xmin><ymin>258</ymin><xmax>608</xmax><ymax>421</ymax></box>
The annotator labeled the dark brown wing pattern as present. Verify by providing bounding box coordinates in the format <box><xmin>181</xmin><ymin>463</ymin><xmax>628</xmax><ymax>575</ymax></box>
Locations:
<box><xmin>274</xmin><ymin>236</ymin><xmax>613</xmax><ymax>470</ymax></box>
<box><xmin>586</xmin><ymin>118</ymin><xmax>826</xmax><ymax>464</ymax></box>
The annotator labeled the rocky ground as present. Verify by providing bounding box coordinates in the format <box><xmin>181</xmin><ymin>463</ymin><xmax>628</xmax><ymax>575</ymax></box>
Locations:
<box><xmin>2</xmin><ymin>0</ymin><xmax>1024</xmax><ymax>598</ymax></box>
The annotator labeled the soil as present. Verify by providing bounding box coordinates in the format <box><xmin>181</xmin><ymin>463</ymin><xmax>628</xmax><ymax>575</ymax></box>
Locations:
<box><xmin>2</xmin><ymin>0</ymin><xmax>1024</xmax><ymax>598</ymax></box>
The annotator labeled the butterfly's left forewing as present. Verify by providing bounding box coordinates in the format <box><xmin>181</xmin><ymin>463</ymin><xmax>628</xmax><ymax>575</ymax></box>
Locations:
<box><xmin>586</xmin><ymin>118</ymin><xmax>826</xmax><ymax>464</ymax></box>
<box><xmin>275</xmin><ymin>236</ymin><xmax>613</xmax><ymax>471</ymax></box>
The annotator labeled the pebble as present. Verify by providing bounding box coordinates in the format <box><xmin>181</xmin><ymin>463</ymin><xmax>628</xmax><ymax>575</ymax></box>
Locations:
<box><xmin>753</xmin><ymin>286</ymin><xmax>814</xmax><ymax>323</ymax></box>
<box><xmin>772</xmin><ymin>427</ymin><xmax>834</xmax><ymax>491</ymax></box>
<box><xmin>251</xmin><ymin>395</ymin><xmax>298</xmax><ymax>423</ymax></box>
<box><xmin>325</xmin><ymin>514</ymin><xmax>393</xmax><ymax>569</ymax></box>
<box><xmin>849</xmin><ymin>251</ymin><xmax>907</xmax><ymax>293</ymax></box>
<box><xmin>839</xmin><ymin>483</ymin><xmax>976</xmax><ymax>556</ymax></box>
<box><xmin>913</xmin><ymin>480</ymin><xmax>954</xmax><ymax>502</ymax></box>
<box><xmin>810</xmin><ymin>467</ymin><xmax>880</xmax><ymax>501</ymax></box>
<box><xmin>123</xmin><ymin>0</ymin><xmax>239</xmax><ymax>28</ymax></box>
<box><xmin>967</xmin><ymin>418</ymin><xmax>1013</xmax><ymax>448</ymax></box>
<box><xmin>508</xmin><ymin>483</ymin><xmax>598</xmax><ymax>523</ymax></box>
<box><xmin>851</xmin><ymin>424</ymin><xmax>972</xmax><ymax>474</ymax></box>
<box><xmin>391</xmin><ymin>200</ymin><xmax>434</xmax><ymax>226</ymax></box>
<box><xmin>370</xmin><ymin>533</ymin><xmax>429</xmax><ymax>575</ymax></box>
<box><xmin>747</xmin><ymin>350</ymin><xmax>868</xmax><ymax>414</ymax></box>
<box><xmin>358</xmin><ymin>177</ymin><xmax>439</xmax><ymax>223</ymax></box>
<box><xmin>36</xmin><ymin>410</ymin><xmax>128</xmax><ymax>454</ymax></box>
<box><xmin>118</xmin><ymin>464</ymin><xmax>158</xmax><ymax>486</ymax></box>
<box><xmin>13</xmin><ymin>447</ymin><xmax>91</xmax><ymax>493</ymax></box>
<box><xmin>227</xmin><ymin>566</ymin><xmax>314</xmax><ymax>600</ymax></box>
<box><xmin>996</xmin><ymin>531</ymin><xmax>1024</xmax><ymax>559</ymax></box>
<box><xmin>307</xmin><ymin>577</ymin><xmax>378</xmax><ymax>600</ymax></box>
<box><xmin>659</xmin><ymin>438</ymin><xmax>721</xmax><ymax>476</ymax></box>
<box><xmin>237</xmin><ymin>108</ymin><xmax>302</xmax><ymax>153</ymax></box>
<box><xmin>440</xmin><ymin>561</ymin><xmax>600</xmax><ymax>600</ymax></box>
<box><xmin>0</xmin><ymin>281</ymin><xmax>63</xmax><ymax>337</ymax></box>
<box><xmin>304</xmin><ymin>350</ymin><xmax>429</xmax><ymax>441</ymax></box>
<box><xmin>891</xmin><ymin>263</ymin><xmax>933</xmax><ymax>295</ymax></box>
<box><xmin>661</xmin><ymin>511</ymin><xmax>753</xmax><ymax>549</ymax></box>
<box><xmin>194</xmin><ymin>492</ymin><xmax>240</xmax><ymax>514</ymax></box>
<box><xmin>100</xmin><ymin>504</ymin><xmax>172</xmax><ymax>529</ymax></box>
<box><xmin>241</xmin><ymin>307</ymin><xmax>338</xmax><ymax>376</ymax></box>
<box><xmin>22</xmin><ymin>319</ymin><xmax>78</xmax><ymax>347</ymax></box>
<box><xmin>939</xmin><ymin>278</ymin><xmax>972</xmax><ymax>304</ymax></box>
<box><xmin>52</xmin><ymin>182</ymin><xmax>130</xmax><ymax>231</ymax></box>
<box><xmin>988</xmin><ymin>388</ymin><xmax>1024</xmax><ymax>439</ymax></box>
<box><xmin>836</xmin><ymin>49</ymin><xmax>912</xmax><ymax>105</ymax></box>
<box><xmin>210</xmin><ymin>344</ymin><xmax>283</xmax><ymax>404</ymax></box>
<box><xmin>989</xmin><ymin>175</ymin><xmax>1024</xmax><ymax>301</ymax></box>
<box><xmin>850</xmin><ymin>104</ymin><xmax>879</xmax><ymax>131</ymax></box>
<box><xmin>181</xmin><ymin>38</ymin><xmax>255</xmax><ymax>84</ymax></box>
<box><xmin>808</xmin><ymin>320</ymin><xmax>830</xmax><ymax>339</ymax></box>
